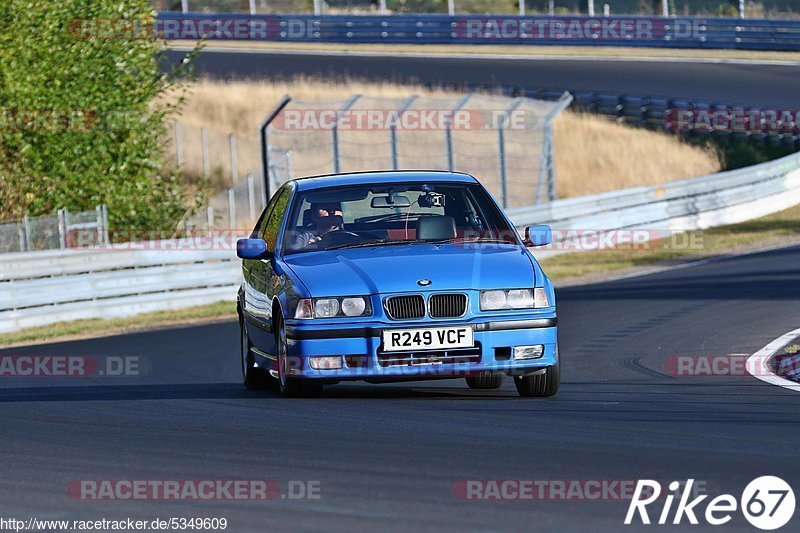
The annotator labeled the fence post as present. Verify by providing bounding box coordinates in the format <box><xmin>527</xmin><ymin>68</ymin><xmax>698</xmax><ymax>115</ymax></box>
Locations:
<box><xmin>549</xmin><ymin>0</ymin><xmax>555</xmax><ymax>15</ymax></box>
<box><xmin>497</xmin><ymin>98</ymin><xmax>524</xmax><ymax>209</ymax></box>
<box><xmin>446</xmin><ymin>94</ymin><xmax>472</xmax><ymax>172</ymax></box>
<box><xmin>662</xmin><ymin>0</ymin><xmax>669</xmax><ymax>17</ymax></box>
<box><xmin>57</xmin><ymin>208</ymin><xmax>67</xmax><ymax>249</ymax></box>
<box><xmin>247</xmin><ymin>174</ymin><xmax>256</xmax><ymax>221</ymax></box>
<box><xmin>739</xmin><ymin>0</ymin><xmax>746</xmax><ymax>19</ymax></box>
<box><xmin>229</xmin><ymin>134</ymin><xmax>238</xmax><ymax>185</ymax></box>
<box><xmin>95</xmin><ymin>205</ymin><xmax>104</xmax><ymax>247</ymax></box>
<box><xmin>23</xmin><ymin>214</ymin><xmax>30</xmax><ymax>251</ymax></box>
<box><xmin>249</xmin><ymin>0</ymin><xmax>256</xmax><ymax>15</ymax></box>
<box><xmin>379</xmin><ymin>0</ymin><xmax>387</xmax><ymax>15</ymax></box>
<box><xmin>181</xmin><ymin>0</ymin><xmax>189</xmax><ymax>14</ymax></box>
<box><xmin>17</xmin><ymin>225</ymin><xmax>25</xmax><ymax>253</ymax></box>
<box><xmin>207</xmin><ymin>205</ymin><xmax>214</xmax><ymax>231</ymax></box>
<box><xmin>332</xmin><ymin>95</ymin><xmax>361</xmax><ymax>174</ymax></box>
<box><xmin>101</xmin><ymin>205</ymin><xmax>110</xmax><ymax>245</ymax></box>
<box><xmin>313</xmin><ymin>0</ymin><xmax>321</xmax><ymax>16</ymax></box>
<box><xmin>519</xmin><ymin>0</ymin><xmax>525</xmax><ymax>17</ymax></box>
<box><xmin>228</xmin><ymin>188</ymin><xmax>236</xmax><ymax>229</ymax></box>
<box><xmin>201</xmin><ymin>127</ymin><xmax>210</xmax><ymax>177</ymax></box>
<box><xmin>175</xmin><ymin>121</ymin><xmax>184</xmax><ymax>168</ymax></box>
<box><xmin>448</xmin><ymin>0</ymin><xmax>455</xmax><ymax>16</ymax></box>
<box><xmin>391</xmin><ymin>95</ymin><xmax>419</xmax><ymax>171</ymax></box>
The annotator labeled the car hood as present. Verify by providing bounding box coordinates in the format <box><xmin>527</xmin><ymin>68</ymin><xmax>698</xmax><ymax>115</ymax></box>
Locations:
<box><xmin>282</xmin><ymin>243</ymin><xmax>536</xmax><ymax>296</ymax></box>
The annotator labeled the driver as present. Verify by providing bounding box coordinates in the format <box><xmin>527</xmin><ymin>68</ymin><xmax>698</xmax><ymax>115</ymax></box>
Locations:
<box><xmin>291</xmin><ymin>202</ymin><xmax>345</xmax><ymax>249</ymax></box>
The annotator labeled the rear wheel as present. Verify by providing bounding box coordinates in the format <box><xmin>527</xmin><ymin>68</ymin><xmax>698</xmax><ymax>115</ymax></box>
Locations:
<box><xmin>514</xmin><ymin>361</ymin><xmax>560</xmax><ymax>398</ymax></box>
<box><xmin>465</xmin><ymin>372</ymin><xmax>504</xmax><ymax>390</ymax></box>
<box><xmin>240</xmin><ymin>319</ymin><xmax>273</xmax><ymax>390</ymax></box>
<box><xmin>276</xmin><ymin>313</ymin><xmax>323</xmax><ymax>398</ymax></box>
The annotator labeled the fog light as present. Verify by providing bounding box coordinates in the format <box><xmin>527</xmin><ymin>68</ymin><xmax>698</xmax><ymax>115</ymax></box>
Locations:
<box><xmin>513</xmin><ymin>345</ymin><xmax>544</xmax><ymax>360</ymax></box>
<box><xmin>308</xmin><ymin>356</ymin><xmax>343</xmax><ymax>370</ymax></box>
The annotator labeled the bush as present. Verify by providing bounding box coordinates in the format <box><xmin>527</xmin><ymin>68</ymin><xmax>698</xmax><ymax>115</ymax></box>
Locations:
<box><xmin>0</xmin><ymin>0</ymin><xmax>200</xmax><ymax>232</ymax></box>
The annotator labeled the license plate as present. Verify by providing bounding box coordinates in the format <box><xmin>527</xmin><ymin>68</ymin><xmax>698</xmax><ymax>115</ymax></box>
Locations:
<box><xmin>382</xmin><ymin>326</ymin><xmax>474</xmax><ymax>352</ymax></box>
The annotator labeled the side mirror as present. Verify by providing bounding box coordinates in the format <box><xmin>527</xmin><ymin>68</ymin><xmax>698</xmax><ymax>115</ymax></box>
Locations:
<box><xmin>237</xmin><ymin>238</ymin><xmax>271</xmax><ymax>259</ymax></box>
<box><xmin>524</xmin><ymin>225</ymin><xmax>552</xmax><ymax>247</ymax></box>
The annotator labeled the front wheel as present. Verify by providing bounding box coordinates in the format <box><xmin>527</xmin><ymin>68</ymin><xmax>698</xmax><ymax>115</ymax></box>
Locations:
<box><xmin>276</xmin><ymin>313</ymin><xmax>323</xmax><ymax>398</ymax></box>
<box><xmin>514</xmin><ymin>361</ymin><xmax>560</xmax><ymax>398</ymax></box>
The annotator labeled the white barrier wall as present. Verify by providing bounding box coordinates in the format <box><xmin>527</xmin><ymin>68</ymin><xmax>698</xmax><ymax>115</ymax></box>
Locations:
<box><xmin>2</xmin><ymin>151</ymin><xmax>800</xmax><ymax>334</ymax></box>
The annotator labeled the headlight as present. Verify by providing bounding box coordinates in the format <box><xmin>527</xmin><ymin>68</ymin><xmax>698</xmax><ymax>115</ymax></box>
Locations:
<box><xmin>480</xmin><ymin>288</ymin><xmax>550</xmax><ymax>310</ymax></box>
<box><xmin>294</xmin><ymin>297</ymin><xmax>372</xmax><ymax>319</ymax></box>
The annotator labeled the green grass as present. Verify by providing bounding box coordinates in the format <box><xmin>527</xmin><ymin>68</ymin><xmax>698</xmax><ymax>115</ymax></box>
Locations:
<box><xmin>0</xmin><ymin>300</ymin><xmax>237</xmax><ymax>347</ymax></box>
<box><xmin>540</xmin><ymin>204</ymin><xmax>800</xmax><ymax>280</ymax></box>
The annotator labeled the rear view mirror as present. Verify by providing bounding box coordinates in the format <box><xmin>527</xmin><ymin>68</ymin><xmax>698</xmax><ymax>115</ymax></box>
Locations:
<box><xmin>237</xmin><ymin>238</ymin><xmax>271</xmax><ymax>259</ymax></box>
<box><xmin>525</xmin><ymin>225</ymin><xmax>552</xmax><ymax>247</ymax></box>
<box><xmin>371</xmin><ymin>195</ymin><xmax>411</xmax><ymax>208</ymax></box>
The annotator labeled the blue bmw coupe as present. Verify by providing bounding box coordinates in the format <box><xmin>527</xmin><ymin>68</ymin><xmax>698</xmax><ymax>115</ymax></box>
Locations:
<box><xmin>236</xmin><ymin>171</ymin><xmax>558</xmax><ymax>397</ymax></box>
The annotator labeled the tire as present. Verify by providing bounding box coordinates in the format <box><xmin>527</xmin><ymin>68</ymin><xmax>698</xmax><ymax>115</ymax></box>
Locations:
<box><xmin>276</xmin><ymin>313</ymin><xmax>323</xmax><ymax>398</ymax></box>
<box><xmin>240</xmin><ymin>319</ymin><xmax>275</xmax><ymax>390</ymax></box>
<box><xmin>465</xmin><ymin>372</ymin><xmax>504</xmax><ymax>390</ymax></box>
<box><xmin>514</xmin><ymin>361</ymin><xmax>560</xmax><ymax>398</ymax></box>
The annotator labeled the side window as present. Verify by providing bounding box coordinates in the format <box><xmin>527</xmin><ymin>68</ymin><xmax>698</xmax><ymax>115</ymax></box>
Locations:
<box><xmin>262</xmin><ymin>188</ymin><xmax>291</xmax><ymax>251</ymax></box>
<box><xmin>252</xmin><ymin>188</ymin><xmax>283</xmax><ymax>238</ymax></box>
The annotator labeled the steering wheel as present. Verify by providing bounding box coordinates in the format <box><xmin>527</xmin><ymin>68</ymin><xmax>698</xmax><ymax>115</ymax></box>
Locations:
<box><xmin>319</xmin><ymin>230</ymin><xmax>363</xmax><ymax>247</ymax></box>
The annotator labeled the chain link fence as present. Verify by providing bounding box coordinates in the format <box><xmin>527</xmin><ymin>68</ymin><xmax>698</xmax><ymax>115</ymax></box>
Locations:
<box><xmin>177</xmin><ymin>92</ymin><xmax>570</xmax><ymax>233</ymax></box>
<box><xmin>0</xmin><ymin>206</ymin><xmax>110</xmax><ymax>254</ymax></box>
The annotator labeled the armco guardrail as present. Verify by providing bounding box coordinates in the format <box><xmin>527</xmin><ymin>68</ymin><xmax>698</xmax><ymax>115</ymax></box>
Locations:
<box><xmin>0</xmin><ymin>243</ymin><xmax>242</xmax><ymax>334</ymax></box>
<box><xmin>506</xmin><ymin>150</ymin><xmax>800</xmax><ymax>257</ymax></box>
<box><xmin>156</xmin><ymin>13</ymin><xmax>800</xmax><ymax>51</ymax></box>
<box><xmin>2</xmin><ymin>152</ymin><xmax>800</xmax><ymax>334</ymax></box>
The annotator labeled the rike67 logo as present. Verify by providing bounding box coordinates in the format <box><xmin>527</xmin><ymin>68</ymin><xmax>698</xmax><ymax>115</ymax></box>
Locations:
<box><xmin>625</xmin><ymin>477</ymin><xmax>795</xmax><ymax>530</ymax></box>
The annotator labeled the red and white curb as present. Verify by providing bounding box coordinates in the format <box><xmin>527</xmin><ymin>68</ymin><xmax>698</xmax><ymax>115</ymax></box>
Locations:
<box><xmin>746</xmin><ymin>327</ymin><xmax>800</xmax><ymax>392</ymax></box>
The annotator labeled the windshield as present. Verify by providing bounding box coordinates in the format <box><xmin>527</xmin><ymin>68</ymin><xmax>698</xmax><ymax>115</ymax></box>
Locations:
<box><xmin>283</xmin><ymin>182</ymin><xmax>519</xmax><ymax>254</ymax></box>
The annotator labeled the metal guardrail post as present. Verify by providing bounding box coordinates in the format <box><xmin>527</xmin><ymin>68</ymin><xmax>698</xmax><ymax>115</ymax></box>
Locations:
<box><xmin>249</xmin><ymin>0</ymin><xmax>256</xmax><ymax>15</ymax></box>
<box><xmin>332</xmin><ymin>95</ymin><xmax>361</xmax><ymax>174</ymax></box>
<box><xmin>17</xmin><ymin>225</ymin><xmax>25</xmax><ymax>253</ymax></box>
<box><xmin>181</xmin><ymin>0</ymin><xmax>189</xmax><ymax>14</ymax></box>
<box><xmin>518</xmin><ymin>0</ymin><xmax>525</xmax><ymax>16</ymax></box>
<box><xmin>446</xmin><ymin>94</ymin><xmax>472</xmax><ymax>172</ymax></box>
<box><xmin>391</xmin><ymin>95</ymin><xmax>419</xmax><ymax>171</ymax></box>
<box><xmin>207</xmin><ymin>206</ymin><xmax>214</xmax><ymax>231</ymax></box>
<box><xmin>448</xmin><ymin>0</ymin><xmax>455</xmax><ymax>16</ymax></box>
<box><xmin>313</xmin><ymin>0</ymin><xmax>321</xmax><ymax>16</ymax></box>
<box><xmin>662</xmin><ymin>0</ymin><xmax>669</xmax><ymax>17</ymax></box>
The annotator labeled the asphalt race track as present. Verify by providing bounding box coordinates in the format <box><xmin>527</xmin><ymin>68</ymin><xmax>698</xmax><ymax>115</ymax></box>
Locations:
<box><xmin>163</xmin><ymin>48</ymin><xmax>800</xmax><ymax>108</ymax></box>
<box><xmin>2</xmin><ymin>244</ymin><xmax>799</xmax><ymax>531</ymax></box>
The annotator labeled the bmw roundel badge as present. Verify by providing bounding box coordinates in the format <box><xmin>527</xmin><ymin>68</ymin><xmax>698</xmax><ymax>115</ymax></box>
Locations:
<box><xmin>417</xmin><ymin>278</ymin><xmax>432</xmax><ymax>286</ymax></box>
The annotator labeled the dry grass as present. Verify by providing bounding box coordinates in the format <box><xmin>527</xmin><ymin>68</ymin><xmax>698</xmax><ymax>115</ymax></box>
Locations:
<box><xmin>170</xmin><ymin>78</ymin><xmax>721</xmax><ymax>199</ymax></box>
<box><xmin>553</xmin><ymin>112</ymin><xmax>721</xmax><ymax>197</ymax></box>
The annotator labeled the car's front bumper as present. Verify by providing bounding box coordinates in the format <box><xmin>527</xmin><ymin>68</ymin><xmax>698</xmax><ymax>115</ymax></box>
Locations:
<box><xmin>280</xmin><ymin>315</ymin><xmax>558</xmax><ymax>382</ymax></box>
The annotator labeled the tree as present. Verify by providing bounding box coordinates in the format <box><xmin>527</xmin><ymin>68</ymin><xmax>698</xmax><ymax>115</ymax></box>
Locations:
<box><xmin>0</xmin><ymin>0</ymin><xmax>200</xmax><ymax>233</ymax></box>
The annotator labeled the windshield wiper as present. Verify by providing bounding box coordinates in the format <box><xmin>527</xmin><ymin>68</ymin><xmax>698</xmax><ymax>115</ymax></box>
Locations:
<box><xmin>428</xmin><ymin>237</ymin><xmax>515</xmax><ymax>245</ymax></box>
<box><xmin>325</xmin><ymin>239</ymin><xmax>411</xmax><ymax>251</ymax></box>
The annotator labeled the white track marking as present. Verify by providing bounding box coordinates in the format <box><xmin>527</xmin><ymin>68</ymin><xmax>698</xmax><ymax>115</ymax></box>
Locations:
<box><xmin>171</xmin><ymin>46</ymin><xmax>800</xmax><ymax>66</ymax></box>
<box><xmin>747</xmin><ymin>327</ymin><xmax>800</xmax><ymax>392</ymax></box>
